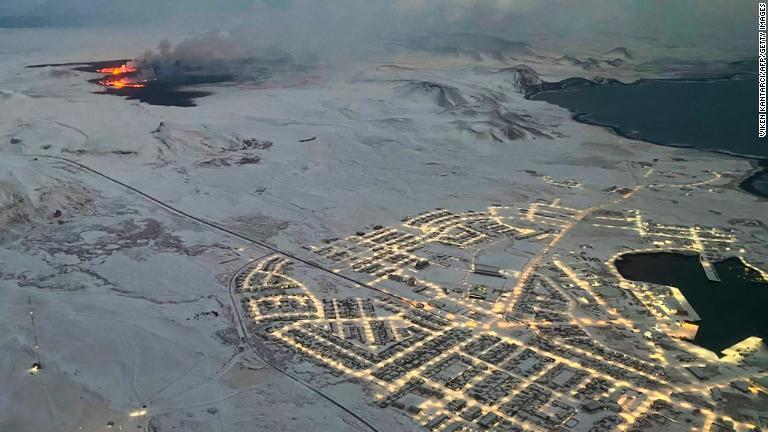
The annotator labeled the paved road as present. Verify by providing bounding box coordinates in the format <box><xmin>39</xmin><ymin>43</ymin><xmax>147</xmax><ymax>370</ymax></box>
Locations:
<box><xmin>227</xmin><ymin>260</ymin><xmax>383</xmax><ymax>432</ymax></box>
<box><xmin>28</xmin><ymin>154</ymin><xmax>383</xmax><ymax>432</ymax></box>
<box><xmin>27</xmin><ymin>155</ymin><xmax>431</xmax><ymax>308</ymax></box>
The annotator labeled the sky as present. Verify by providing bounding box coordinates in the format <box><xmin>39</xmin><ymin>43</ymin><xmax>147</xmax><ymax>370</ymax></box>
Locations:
<box><xmin>0</xmin><ymin>0</ymin><xmax>755</xmax><ymax>56</ymax></box>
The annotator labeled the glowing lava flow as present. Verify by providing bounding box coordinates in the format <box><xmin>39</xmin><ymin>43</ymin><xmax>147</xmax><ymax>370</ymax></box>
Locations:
<box><xmin>95</xmin><ymin>62</ymin><xmax>146</xmax><ymax>89</ymax></box>
<box><xmin>97</xmin><ymin>64</ymin><xmax>136</xmax><ymax>75</ymax></box>
<box><xmin>99</xmin><ymin>77</ymin><xmax>146</xmax><ymax>89</ymax></box>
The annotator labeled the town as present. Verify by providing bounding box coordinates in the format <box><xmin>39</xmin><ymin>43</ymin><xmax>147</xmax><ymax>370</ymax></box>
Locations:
<box><xmin>232</xmin><ymin>196</ymin><xmax>767</xmax><ymax>432</ymax></box>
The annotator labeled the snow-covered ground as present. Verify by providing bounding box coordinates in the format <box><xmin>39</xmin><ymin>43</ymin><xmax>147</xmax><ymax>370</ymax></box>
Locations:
<box><xmin>0</xmin><ymin>25</ymin><xmax>764</xmax><ymax>431</ymax></box>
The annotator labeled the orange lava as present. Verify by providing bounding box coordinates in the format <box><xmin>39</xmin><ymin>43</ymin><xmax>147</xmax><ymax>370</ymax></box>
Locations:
<box><xmin>97</xmin><ymin>64</ymin><xmax>136</xmax><ymax>75</ymax></box>
<box><xmin>100</xmin><ymin>78</ymin><xmax>145</xmax><ymax>89</ymax></box>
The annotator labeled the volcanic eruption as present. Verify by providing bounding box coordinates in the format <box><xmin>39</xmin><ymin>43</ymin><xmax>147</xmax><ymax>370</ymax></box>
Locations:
<box><xmin>95</xmin><ymin>62</ymin><xmax>149</xmax><ymax>89</ymax></box>
<box><xmin>28</xmin><ymin>31</ymin><xmax>318</xmax><ymax>107</ymax></box>
<box><xmin>97</xmin><ymin>64</ymin><xmax>137</xmax><ymax>75</ymax></box>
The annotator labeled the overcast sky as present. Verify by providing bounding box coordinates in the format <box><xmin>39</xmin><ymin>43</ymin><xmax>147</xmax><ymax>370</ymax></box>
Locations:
<box><xmin>0</xmin><ymin>0</ymin><xmax>755</xmax><ymax>54</ymax></box>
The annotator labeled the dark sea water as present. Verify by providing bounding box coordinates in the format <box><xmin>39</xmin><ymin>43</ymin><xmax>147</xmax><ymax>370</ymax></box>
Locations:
<box><xmin>739</xmin><ymin>159</ymin><xmax>768</xmax><ymax>197</ymax></box>
<box><xmin>530</xmin><ymin>74</ymin><xmax>768</xmax><ymax>197</ymax></box>
<box><xmin>615</xmin><ymin>252</ymin><xmax>768</xmax><ymax>355</ymax></box>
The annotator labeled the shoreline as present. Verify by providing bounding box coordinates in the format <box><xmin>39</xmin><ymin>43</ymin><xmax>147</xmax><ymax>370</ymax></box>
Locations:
<box><xmin>525</xmin><ymin>73</ymin><xmax>768</xmax><ymax>199</ymax></box>
<box><xmin>738</xmin><ymin>159</ymin><xmax>768</xmax><ymax>198</ymax></box>
<box><xmin>614</xmin><ymin>251</ymin><xmax>767</xmax><ymax>357</ymax></box>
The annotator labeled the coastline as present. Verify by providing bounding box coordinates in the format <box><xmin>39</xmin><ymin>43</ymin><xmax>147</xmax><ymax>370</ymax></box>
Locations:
<box><xmin>525</xmin><ymin>73</ymin><xmax>768</xmax><ymax>199</ymax></box>
<box><xmin>739</xmin><ymin>159</ymin><xmax>768</xmax><ymax>198</ymax></box>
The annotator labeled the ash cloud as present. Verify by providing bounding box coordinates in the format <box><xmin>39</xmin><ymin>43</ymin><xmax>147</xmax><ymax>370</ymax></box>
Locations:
<box><xmin>129</xmin><ymin>30</ymin><xmax>311</xmax><ymax>87</ymax></box>
<box><xmin>4</xmin><ymin>0</ymin><xmax>753</xmax><ymax>83</ymax></box>
<box><xmin>90</xmin><ymin>0</ymin><xmax>751</xmax><ymax>90</ymax></box>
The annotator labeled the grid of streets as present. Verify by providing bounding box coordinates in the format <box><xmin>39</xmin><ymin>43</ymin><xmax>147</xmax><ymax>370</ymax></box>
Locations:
<box><xmin>231</xmin><ymin>166</ymin><xmax>766</xmax><ymax>432</ymax></box>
